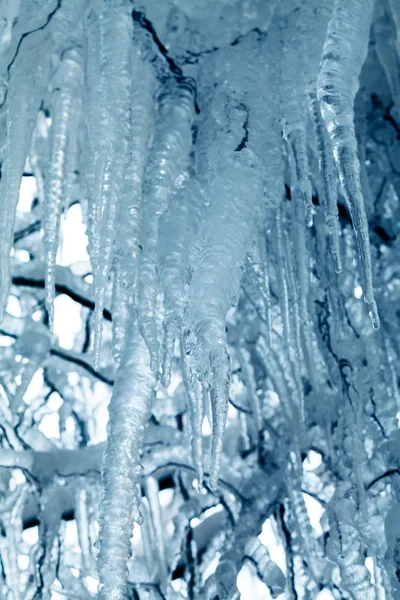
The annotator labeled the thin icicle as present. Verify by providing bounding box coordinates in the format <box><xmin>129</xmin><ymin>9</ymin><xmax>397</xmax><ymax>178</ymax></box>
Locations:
<box><xmin>144</xmin><ymin>477</ymin><xmax>168</xmax><ymax>586</ymax></box>
<box><xmin>307</xmin><ymin>89</ymin><xmax>341</xmax><ymax>273</ymax></box>
<box><xmin>274</xmin><ymin>208</ymin><xmax>291</xmax><ymax>351</ymax></box>
<box><xmin>82</xmin><ymin>6</ymin><xmax>102</xmax><ymax>269</ymax></box>
<box><xmin>96</xmin><ymin>317</ymin><xmax>156</xmax><ymax>600</ymax></box>
<box><xmin>180</xmin><ymin>339</ymin><xmax>204</xmax><ymax>489</ymax></box>
<box><xmin>291</xmin><ymin>186</ymin><xmax>310</xmax><ymax>326</ymax></box>
<box><xmin>137</xmin><ymin>82</ymin><xmax>194</xmax><ymax>372</ymax></box>
<box><xmin>0</xmin><ymin>0</ymin><xmax>88</xmax><ymax>320</ymax></box>
<box><xmin>75</xmin><ymin>484</ymin><xmax>96</xmax><ymax>573</ymax></box>
<box><xmin>113</xmin><ymin>67</ymin><xmax>155</xmax><ymax>294</ymax></box>
<box><xmin>11</xmin><ymin>323</ymin><xmax>51</xmax><ymax>413</ymax></box>
<box><xmin>62</xmin><ymin>93</ymin><xmax>82</xmax><ymax>218</ymax></box>
<box><xmin>111</xmin><ymin>276</ymin><xmax>132</xmax><ymax>366</ymax></box>
<box><xmin>317</xmin><ymin>0</ymin><xmax>379</xmax><ymax>329</ymax></box>
<box><xmin>43</xmin><ymin>50</ymin><xmax>82</xmax><ymax>329</ymax></box>
<box><xmin>0</xmin><ymin>32</ymin><xmax>48</xmax><ymax>320</ymax></box>
<box><xmin>92</xmin><ymin>0</ymin><xmax>134</xmax><ymax>369</ymax></box>
<box><xmin>238</xmin><ymin>346</ymin><xmax>262</xmax><ymax>433</ymax></box>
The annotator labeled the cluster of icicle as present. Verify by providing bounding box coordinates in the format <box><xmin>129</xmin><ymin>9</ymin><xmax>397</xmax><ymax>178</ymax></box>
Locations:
<box><xmin>1</xmin><ymin>0</ymin><xmax>400</xmax><ymax>598</ymax></box>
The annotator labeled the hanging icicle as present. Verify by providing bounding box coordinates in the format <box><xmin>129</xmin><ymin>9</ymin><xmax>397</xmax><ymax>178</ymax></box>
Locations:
<box><xmin>317</xmin><ymin>0</ymin><xmax>380</xmax><ymax>329</ymax></box>
<box><xmin>43</xmin><ymin>49</ymin><xmax>83</xmax><ymax>329</ymax></box>
<box><xmin>96</xmin><ymin>315</ymin><xmax>156</xmax><ymax>600</ymax></box>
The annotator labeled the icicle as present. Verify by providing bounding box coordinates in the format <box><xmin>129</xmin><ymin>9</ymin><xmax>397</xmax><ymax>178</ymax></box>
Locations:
<box><xmin>37</xmin><ymin>484</ymin><xmax>66</xmax><ymax>600</ymax></box>
<box><xmin>75</xmin><ymin>484</ymin><xmax>96</xmax><ymax>573</ymax></box>
<box><xmin>238</xmin><ymin>346</ymin><xmax>262</xmax><ymax>433</ymax></box>
<box><xmin>144</xmin><ymin>477</ymin><xmax>168</xmax><ymax>586</ymax></box>
<box><xmin>92</xmin><ymin>0</ymin><xmax>134</xmax><ymax>369</ymax></box>
<box><xmin>0</xmin><ymin>485</ymin><xmax>29</xmax><ymax>600</ymax></box>
<box><xmin>96</xmin><ymin>316</ymin><xmax>156</xmax><ymax>600</ymax></box>
<box><xmin>273</xmin><ymin>208</ymin><xmax>291</xmax><ymax>352</ymax></box>
<box><xmin>291</xmin><ymin>187</ymin><xmax>310</xmax><ymax>325</ymax></box>
<box><xmin>11</xmin><ymin>323</ymin><xmax>51</xmax><ymax>413</ymax></box>
<box><xmin>43</xmin><ymin>50</ymin><xmax>83</xmax><ymax>329</ymax></box>
<box><xmin>186</xmin><ymin>144</ymin><xmax>264</xmax><ymax>488</ymax></box>
<box><xmin>279</xmin><ymin>1</ymin><xmax>323</xmax><ymax>229</ymax></box>
<box><xmin>137</xmin><ymin>82</ymin><xmax>194</xmax><ymax>372</ymax></box>
<box><xmin>307</xmin><ymin>89</ymin><xmax>342</xmax><ymax>273</ymax></box>
<box><xmin>0</xmin><ymin>33</ymin><xmax>48</xmax><ymax>320</ymax></box>
<box><xmin>111</xmin><ymin>276</ymin><xmax>132</xmax><ymax>366</ymax></box>
<box><xmin>82</xmin><ymin>6</ymin><xmax>102</xmax><ymax>268</ymax></box>
<box><xmin>0</xmin><ymin>0</ymin><xmax>88</xmax><ymax>320</ymax></box>
<box><xmin>159</xmin><ymin>178</ymin><xmax>206</xmax><ymax>387</ymax></box>
<box><xmin>113</xmin><ymin>49</ymin><xmax>155</xmax><ymax>294</ymax></box>
<box><xmin>243</xmin><ymin>236</ymin><xmax>272</xmax><ymax>344</ymax></box>
<box><xmin>317</xmin><ymin>0</ymin><xmax>379</xmax><ymax>329</ymax></box>
<box><xmin>62</xmin><ymin>94</ymin><xmax>82</xmax><ymax>218</ymax></box>
<box><xmin>244</xmin><ymin>537</ymin><xmax>286</xmax><ymax>599</ymax></box>
<box><xmin>180</xmin><ymin>339</ymin><xmax>204</xmax><ymax>489</ymax></box>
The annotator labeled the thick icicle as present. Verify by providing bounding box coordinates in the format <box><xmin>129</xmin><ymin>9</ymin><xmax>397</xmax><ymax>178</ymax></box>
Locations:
<box><xmin>96</xmin><ymin>316</ymin><xmax>156</xmax><ymax>600</ymax></box>
<box><xmin>43</xmin><ymin>50</ymin><xmax>82</xmax><ymax>329</ymax></box>
<box><xmin>186</xmin><ymin>149</ymin><xmax>264</xmax><ymax>489</ymax></box>
<box><xmin>317</xmin><ymin>0</ymin><xmax>379</xmax><ymax>329</ymax></box>
<box><xmin>137</xmin><ymin>82</ymin><xmax>194</xmax><ymax>372</ymax></box>
<box><xmin>92</xmin><ymin>0</ymin><xmax>134</xmax><ymax>369</ymax></box>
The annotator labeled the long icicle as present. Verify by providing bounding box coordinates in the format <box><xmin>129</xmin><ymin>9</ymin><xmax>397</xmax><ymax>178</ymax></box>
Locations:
<box><xmin>317</xmin><ymin>0</ymin><xmax>379</xmax><ymax>329</ymax></box>
<box><xmin>307</xmin><ymin>88</ymin><xmax>342</xmax><ymax>274</ymax></box>
<box><xmin>96</xmin><ymin>315</ymin><xmax>156</xmax><ymax>600</ymax></box>
<box><xmin>137</xmin><ymin>82</ymin><xmax>194</xmax><ymax>372</ymax></box>
<box><xmin>92</xmin><ymin>0</ymin><xmax>134</xmax><ymax>369</ymax></box>
<box><xmin>43</xmin><ymin>50</ymin><xmax>83</xmax><ymax>329</ymax></box>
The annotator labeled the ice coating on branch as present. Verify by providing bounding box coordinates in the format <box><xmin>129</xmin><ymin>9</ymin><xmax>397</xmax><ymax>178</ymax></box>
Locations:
<box><xmin>96</xmin><ymin>316</ymin><xmax>156</xmax><ymax>600</ymax></box>
<box><xmin>43</xmin><ymin>50</ymin><xmax>82</xmax><ymax>329</ymax></box>
<box><xmin>327</xmin><ymin>492</ymin><xmax>376</xmax><ymax>599</ymax></box>
<box><xmin>317</xmin><ymin>0</ymin><xmax>380</xmax><ymax>329</ymax></box>
<box><xmin>244</xmin><ymin>537</ymin><xmax>286</xmax><ymax>598</ymax></box>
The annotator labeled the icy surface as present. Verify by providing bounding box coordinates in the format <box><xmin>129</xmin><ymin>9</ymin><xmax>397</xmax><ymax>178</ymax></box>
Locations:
<box><xmin>0</xmin><ymin>0</ymin><xmax>399</xmax><ymax>599</ymax></box>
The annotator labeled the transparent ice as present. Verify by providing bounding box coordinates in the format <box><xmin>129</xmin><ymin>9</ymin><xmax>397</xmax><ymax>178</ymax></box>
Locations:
<box><xmin>0</xmin><ymin>0</ymin><xmax>399</xmax><ymax>598</ymax></box>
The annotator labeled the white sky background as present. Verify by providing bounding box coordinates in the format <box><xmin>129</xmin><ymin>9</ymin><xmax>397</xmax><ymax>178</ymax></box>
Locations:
<box><xmin>15</xmin><ymin>181</ymin><xmax>337</xmax><ymax>599</ymax></box>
